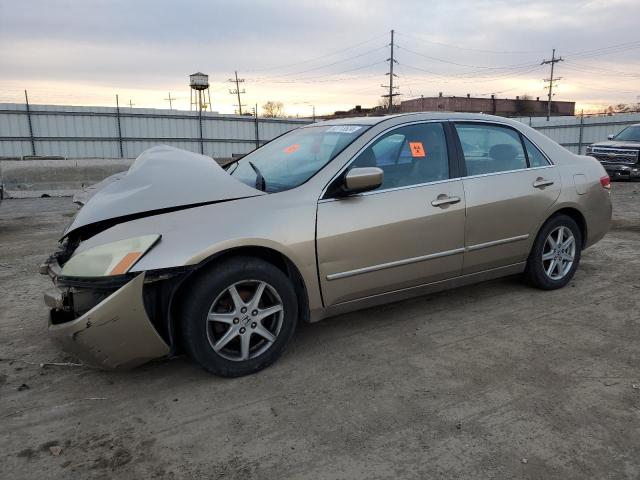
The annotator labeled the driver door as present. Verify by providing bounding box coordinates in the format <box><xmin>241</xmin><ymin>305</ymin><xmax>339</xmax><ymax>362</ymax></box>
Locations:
<box><xmin>316</xmin><ymin>122</ymin><xmax>466</xmax><ymax>306</ymax></box>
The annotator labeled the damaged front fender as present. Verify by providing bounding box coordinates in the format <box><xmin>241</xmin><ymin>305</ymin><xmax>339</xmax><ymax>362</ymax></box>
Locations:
<box><xmin>48</xmin><ymin>273</ymin><xmax>170</xmax><ymax>369</ymax></box>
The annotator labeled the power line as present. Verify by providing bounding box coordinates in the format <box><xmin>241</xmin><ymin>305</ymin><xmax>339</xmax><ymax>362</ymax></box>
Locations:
<box><xmin>250</xmin><ymin>72</ymin><xmax>383</xmax><ymax>85</ymax></box>
<box><xmin>396</xmin><ymin>44</ymin><xmax>538</xmax><ymax>71</ymax></box>
<box><xmin>6</xmin><ymin>33</ymin><xmax>640</xmax><ymax>112</ymax></box>
<box><xmin>562</xmin><ymin>61</ymin><xmax>640</xmax><ymax>79</ymax></box>
<box><xmin>565</xmin><ymin>79</ymin><xmax>637</xmax><ymax>95</ymax></box>
<box><xmin>251</xmin><ymin>60</ymin><xmax>387</xmax><ymax>84</ymax></box>
<box><xmin>394</xmin><ymin>65</ymin><xmax>414</xmax><ymax>97</ymax></box>
<box><xmin>565</xmin><ymin>40</ymin><xmax>640</xmax><ymax>59</ymax></box>
<box><xmin>243</xmin><ymin>32</ymin><xmax>388</xmax><ymax>73</ymax></box>
<box><xmin>400</xmin><ymin>62</ymin><xmax>543</xmax><ymax>82</ymax></box>
<box><xmin>395</xmin><ymin>31</ymin><xmax>547</xmax><ymax>55</ymax></box>
<box><xmin>249</xmin><ymin>45</ymin><xmax>387</xmax><ymax>81</ymax></box>
<box><xmin>397</xmin><ymin>31</ymin><xmax>640</xmax><ymax>61</ymax></box>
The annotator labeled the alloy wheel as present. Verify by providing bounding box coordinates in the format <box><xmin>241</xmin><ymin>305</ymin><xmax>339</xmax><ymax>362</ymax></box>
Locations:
<box><xmin>206</xmin><ymin>280</ymin><xmax>284</xmax><ymax>361</ymax></box>
<box><xmin>541</xmin><ymin>226</ymin><xmax>576</xmax><ymax>281</ymax></box>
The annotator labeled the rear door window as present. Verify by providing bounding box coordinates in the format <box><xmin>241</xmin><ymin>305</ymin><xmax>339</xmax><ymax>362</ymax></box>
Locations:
<box><xmin>455</xmin><ymin>123</ymin><xmax>527</xmax><ymax>176</ymax></box>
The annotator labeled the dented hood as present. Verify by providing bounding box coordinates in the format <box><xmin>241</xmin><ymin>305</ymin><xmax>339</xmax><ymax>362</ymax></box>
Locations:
<box><xmin>64</xmin><ymin>146</ymin><xmax>263</xmax><ymax>236</ymax></box>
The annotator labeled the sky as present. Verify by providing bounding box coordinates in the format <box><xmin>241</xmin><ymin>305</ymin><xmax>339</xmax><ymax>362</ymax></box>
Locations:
<box><xmin>1</xmin><ymin>0</ymin><xmax>639</xmax><ymax>116</ymax></box>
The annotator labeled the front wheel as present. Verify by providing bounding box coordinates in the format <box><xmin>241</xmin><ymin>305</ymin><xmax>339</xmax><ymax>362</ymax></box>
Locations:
<box><xmin>524</xmin><ymin>214</ymin><xmax>582</xmax><ymax>290</ymax></box>
<box><xmin>180</xmin><ymin>256</ymin><xmax>298</xmax><ymax>377</ymax></box>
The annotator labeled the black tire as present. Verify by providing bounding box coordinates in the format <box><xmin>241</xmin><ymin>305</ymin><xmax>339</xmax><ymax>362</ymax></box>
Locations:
<box><xmin>180</xmin><ymin>256</ymin><xmax>298</xmax><ymax>377</ymax></box>
<box><xmin>524</xmin><ymin>214</ymin><xmax>582</xmax><ymax>290</ymax></box>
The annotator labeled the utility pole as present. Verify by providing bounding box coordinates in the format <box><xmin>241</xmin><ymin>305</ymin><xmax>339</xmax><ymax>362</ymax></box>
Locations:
<box><xmin>381</xmin><ymin>29</ymin><xmax>400</xmax><ymax>113</ymax></box>
<box><xmin>115</xmin><ymin>94</ymin><xmax>124</xmax><ymax>158</ymax></box>
<box><xmin>253</xmin><ymin>103</ymin><xmax>259</xmax><ymax>149</ymax></box>
<box><xmin>24</xmin><ymin>89</ymin><xmax>36</xmax><ymax>156</ymax></box>
<box><xmin>228</xmin><ymin>71</ymin><xmax>246</xmax><ymax>114</ymax></box>
<box><xmin>541</xmin><ymin>48</ymin><xmax>563</xmax><ymax>121</ymax></box>
<box><xmin>128</xmin><ymin>99</ymin><xmax>135</xmax><ymax>109</ymax></box>
<box><xmin>164</xmin><ymin>92</ymin><xmax>174</xmax><ymax>109</ymax></box>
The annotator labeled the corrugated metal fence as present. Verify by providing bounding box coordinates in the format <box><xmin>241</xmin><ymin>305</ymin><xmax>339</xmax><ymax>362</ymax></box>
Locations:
<box><xmin>513</xmin><ymin>112</ymin><xmax>640</xmax><ymax>154</ymax></box>
<box><xmin>2</xmin><ymin>102</ymin><xmax>639</xmax><ymax>159</ymax></box>
<box><xmin>0</xmin><ymin>103</ymin><xmax>311</xmax><ymax>159</ymax></box>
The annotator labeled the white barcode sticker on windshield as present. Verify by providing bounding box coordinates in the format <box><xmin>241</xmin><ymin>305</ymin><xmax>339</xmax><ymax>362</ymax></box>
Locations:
<box><xmin>326</xmin><ymin>125</ymin><xmax>362</xmax><ymax>134</ymax></box>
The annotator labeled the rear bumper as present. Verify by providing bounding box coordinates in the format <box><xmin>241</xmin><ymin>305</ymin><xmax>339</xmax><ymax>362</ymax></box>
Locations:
<box><xmin>47</xmin><ymin>273</ymin><xmax>170</xmax><ymax>369</ymax></box>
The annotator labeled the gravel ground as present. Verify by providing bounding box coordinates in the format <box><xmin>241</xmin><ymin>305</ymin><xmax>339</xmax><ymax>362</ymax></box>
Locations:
<box><xmin>0</xmin><ymin>183</ymin><xmax>639</xmax><ymax>479</ymax></box>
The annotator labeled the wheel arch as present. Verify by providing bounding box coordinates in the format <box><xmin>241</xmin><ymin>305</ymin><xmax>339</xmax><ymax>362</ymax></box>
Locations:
<box><xmin>167</xmin><ymin>245</ymin><xmax>311</xmax><ymax>351</ymax></box>
<box><xmin>539</xmin><ymin>205</ymin><xmax>588</xmax><ymax>248</ymax></box>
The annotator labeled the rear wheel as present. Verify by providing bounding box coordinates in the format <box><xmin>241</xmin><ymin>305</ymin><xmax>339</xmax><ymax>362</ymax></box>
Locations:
<box><xmin>181</xmin><ymin>256</ymin><xmax>298</xmax><ymax>377</ymax></box>
<box><xmin>525</xmin><ymin>214</ymin><xmax>582</xmax><ymax>290</ymax></box>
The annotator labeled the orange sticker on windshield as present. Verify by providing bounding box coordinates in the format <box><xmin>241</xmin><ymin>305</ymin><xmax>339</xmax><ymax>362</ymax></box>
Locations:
<box><xmin>283</xmin><ymin>144</ymin><xmax>300</xmax><ymax>154</ymax></box>
<box><xmin>409</xmin><ymin>142</ymin><xmax>426</xmax><ymax>158</ymax></box>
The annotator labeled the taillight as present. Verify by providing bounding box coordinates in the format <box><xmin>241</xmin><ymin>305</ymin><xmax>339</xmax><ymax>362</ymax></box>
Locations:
<box><xmin>600</xmin><ymin>175</ymin><xmax>611</xmax><ymax>189</ymax></box>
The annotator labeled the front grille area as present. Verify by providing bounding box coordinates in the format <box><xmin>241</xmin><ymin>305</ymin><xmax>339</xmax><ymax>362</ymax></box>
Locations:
<box><xmin>591</xmin><ymin>147</ymin><xmax>639</xmax><ymax>164</ymax></box>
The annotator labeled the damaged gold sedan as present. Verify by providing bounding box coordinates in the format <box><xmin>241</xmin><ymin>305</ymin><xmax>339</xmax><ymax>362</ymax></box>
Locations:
<box><xmin>42</xmin><ymin>113</ymin><xmax>612</xmax><ymax>377</ymax></box>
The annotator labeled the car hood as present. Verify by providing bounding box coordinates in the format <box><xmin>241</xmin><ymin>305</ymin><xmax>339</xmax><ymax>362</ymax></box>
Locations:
<box><xmin>64</xmin><ymin>146</ymin><xmax>263</xmax><ymax>237</ymax></box>
<box><xmin>591</xmin><ymin>140</ymin><xmax>640</xmax><ymax>149</ymax></box>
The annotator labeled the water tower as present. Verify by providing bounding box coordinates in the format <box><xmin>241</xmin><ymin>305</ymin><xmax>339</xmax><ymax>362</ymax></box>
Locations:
<box><xmin>189</xmin><ymin>72</ymin><xmax>212</xmax><ymax>111</ymax></box>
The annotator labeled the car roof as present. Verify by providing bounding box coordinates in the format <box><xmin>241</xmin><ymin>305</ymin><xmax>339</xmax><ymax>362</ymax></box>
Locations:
<box><xmin>310</xmin><ymin>111</ymin><xmax>526</xmax><ymax>128</ymax></box>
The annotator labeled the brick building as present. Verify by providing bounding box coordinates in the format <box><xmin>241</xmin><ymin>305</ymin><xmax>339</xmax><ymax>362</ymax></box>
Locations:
<box><xmin>401</xmin><ymin>93</ymin><xmax>575</xmax><ymax>117</ymax></box>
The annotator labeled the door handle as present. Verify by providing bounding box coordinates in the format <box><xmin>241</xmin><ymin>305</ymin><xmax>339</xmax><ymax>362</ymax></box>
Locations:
<box><xmin>431</xmin><ymin>195</ymin><xmax>461</xmax><ymax>207</ymax></box>
<box><xmin>533</xmin><ymin>178</ymin><xmax>554</xmax><ymax>188</ymax></box>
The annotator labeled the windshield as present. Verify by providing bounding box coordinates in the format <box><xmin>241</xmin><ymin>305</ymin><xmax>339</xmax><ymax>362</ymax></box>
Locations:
<box><xmin>614</xmin><ymin>125</ymin><xmax>640</xmax><ymax>142</ymax></box>
<box><xmin>229</xmin><ymin>124</ymin><xmax>368</xmax><ymax>192</ymax></box>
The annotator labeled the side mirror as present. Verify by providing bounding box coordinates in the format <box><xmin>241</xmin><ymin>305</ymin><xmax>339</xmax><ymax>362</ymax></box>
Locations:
<box><xmin>607</xmin><ymin>134</ymin><xmax>615</xmax><ymax>140</ymax></box>
<box><xmin>342</xmin><ymin>167</ymin><xmax>383</xmax><ymax>195</ymax></box>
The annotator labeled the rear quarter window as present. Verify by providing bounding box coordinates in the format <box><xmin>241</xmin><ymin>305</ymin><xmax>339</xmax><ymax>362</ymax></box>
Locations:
<box><xmin>523</xmin><ymin>137</ymin><xmax>550</xmax><ymax>167</ymax></box>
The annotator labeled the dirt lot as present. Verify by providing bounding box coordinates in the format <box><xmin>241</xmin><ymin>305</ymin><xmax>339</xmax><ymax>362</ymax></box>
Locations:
<box><xmin>1</xmin><ymin>183</ymin><xmax>639</xmax><ymax>479</ymax></box>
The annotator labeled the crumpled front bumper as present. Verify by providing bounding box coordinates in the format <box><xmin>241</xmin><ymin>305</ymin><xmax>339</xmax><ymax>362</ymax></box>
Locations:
<box><xmin>46</xmin><ymin>272</ymin><xmax>170</xmax><ymax>369</ymax></box>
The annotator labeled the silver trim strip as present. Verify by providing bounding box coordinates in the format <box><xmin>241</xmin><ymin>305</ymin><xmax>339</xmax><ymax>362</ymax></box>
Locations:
<box><xmin>329</xmin><ymin>262</ymin><xmax>527</xmax><ymax>309</ymax></box>
<box><xmin>326</xmin><ymin>234</ymin><xmax>529</xmax><ymax>281</ymax></box>
<box><xmin>326</xmin><ymin>247</ymin><xmax>465</xmax><ymax>281</ymax></box>
<box><xmin>466</xmin><ymin>234</ymin><xmax>530</xmax><ymax>252</ymax></box>
<box><xmin>461</xmin><ymin>164</ymin><xmax>554</xmax><ymax>181</ymax></box>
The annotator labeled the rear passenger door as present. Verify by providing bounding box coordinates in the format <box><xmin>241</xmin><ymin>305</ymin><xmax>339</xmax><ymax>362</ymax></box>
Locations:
<box><xmin>453</xmin><ymin>122</ymin><xmax>561</xmax><ymax>274</ymax></box>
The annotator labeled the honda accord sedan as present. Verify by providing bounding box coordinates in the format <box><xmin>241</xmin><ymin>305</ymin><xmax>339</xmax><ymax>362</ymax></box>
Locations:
<box><xmin>42</xmin><ymin>113</ymin><xmax>612</xmax><ymax>377</ymax></box>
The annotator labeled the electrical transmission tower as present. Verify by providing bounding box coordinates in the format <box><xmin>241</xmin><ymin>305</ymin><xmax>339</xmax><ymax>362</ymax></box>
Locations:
<box><xmin>381</xmin><ymin>29</ymin><xmax>400</xmax><ymax>113</ymax></box>
<box><xmin>228</xmin><ymin>71</ymin><xmax>246</xmax><ymax>114</ymax></box>
<box><xmin>541</xmin><ymin>48</ymin><xmax>563</xmax><ymax>120</ymax></box>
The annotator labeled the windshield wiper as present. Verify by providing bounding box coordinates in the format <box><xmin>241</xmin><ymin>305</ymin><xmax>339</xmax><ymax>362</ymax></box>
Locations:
<box><xmin>249</xmin><ymin>161</ymin><xmax>267</xmax><ymax>192</ymax></box>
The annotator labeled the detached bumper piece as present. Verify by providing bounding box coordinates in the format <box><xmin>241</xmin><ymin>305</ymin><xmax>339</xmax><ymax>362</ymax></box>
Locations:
<box><xmin>48</xmin><ymin>273</ymin><xmax>170</xmax><ymax>369</ymax></box>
